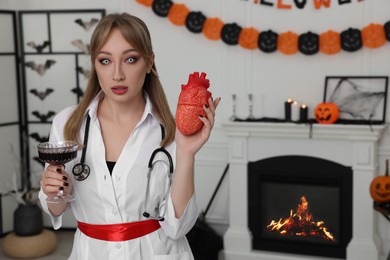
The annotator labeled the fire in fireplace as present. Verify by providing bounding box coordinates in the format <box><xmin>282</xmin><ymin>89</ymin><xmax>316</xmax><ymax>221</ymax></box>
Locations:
<box><xmin>248</xmin><ymin>155</ymin><xmax>353</xmax><ymax>258</ymax></box>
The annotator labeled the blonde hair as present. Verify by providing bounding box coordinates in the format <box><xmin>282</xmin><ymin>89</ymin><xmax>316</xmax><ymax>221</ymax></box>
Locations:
<box><xmin>64</xmin><ymin>13</ymin><xmax>175</xmax><ymax>147</ymax></box>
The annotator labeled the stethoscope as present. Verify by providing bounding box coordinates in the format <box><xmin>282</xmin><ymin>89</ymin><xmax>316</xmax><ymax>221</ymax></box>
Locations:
<box><xmin>71</xmin><ymin>112</ymin><xmax>174</xmax><ymax>221</ymax></box>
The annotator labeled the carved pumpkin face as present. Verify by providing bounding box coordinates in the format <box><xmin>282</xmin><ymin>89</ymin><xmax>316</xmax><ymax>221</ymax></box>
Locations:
<box><xmin>340</xmin><ymin>28</ymin><xmax>362</xmax><ymax>52</ymax></box>
<box><xmin>258</xmin><ymin>30</ymin><xmax>278</xmax><ymax>53</ymax></box>
<box><xmin>314</xmin><ymin>103</ymin><xmax>339</xmax><ymax>124</ymax></box>
<box><xmin>298</xmin><ymin>31</ymin><xmax>319</xmax><ymax>55</ymax></box>
<box><xmin>384</xmin><ymin>21</ymin><xmax>390</xmax><ymax>41</ymax></box>
<box><xmin>221</xmin><ymin>23</ymin><xmax>242</xmax><ymax>45</ymax></box>
<box><xmin>185</xmin><ymin>11</ymin><xmax>206</xmax><ymax>33</ymax></box>
<box><xmin>152</xmin><ymin>0</ymin><xmax>173</xmax><ymax>17</ymax></box>
<box><xmin>370</xmin><ymin>176</ymin><xmax>390</xmax><ymax>202</ymax></box>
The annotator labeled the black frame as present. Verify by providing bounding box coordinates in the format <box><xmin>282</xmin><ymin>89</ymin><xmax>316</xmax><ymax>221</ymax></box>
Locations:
<box><xmin>248</xmin><ymin>155</ymin><xmax>353</xmax><ymax>259</ymax></box>
<box><xmin>323</xmin><ymin>76</ymin><xmax>388</xmax><ymax>124</ymax></box>
<box><xmin>0</xmin><ymin>10</ymin><xmax>23</xmax><ymax>236</ymax></box>
<box><xmin>18</xmin><ymin>9</ymin><xmax>105</xmax><ymax>191</ymax></box>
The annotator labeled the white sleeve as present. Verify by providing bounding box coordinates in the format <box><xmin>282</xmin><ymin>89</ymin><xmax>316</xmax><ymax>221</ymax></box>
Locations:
<box><xmin>159</xmin><ymin>192</ymin><xmax>198</xmax><ymax>240</ymax></box>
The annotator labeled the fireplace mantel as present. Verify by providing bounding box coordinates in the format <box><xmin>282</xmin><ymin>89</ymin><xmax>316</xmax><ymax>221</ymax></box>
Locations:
<box><xmin>221</xmin><ymin>121</ymin><xmax>387</xmax><ymax>260</ymax></box>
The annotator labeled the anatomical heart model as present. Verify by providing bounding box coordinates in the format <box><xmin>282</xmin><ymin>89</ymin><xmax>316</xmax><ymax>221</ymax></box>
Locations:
<box><xmin>176</xmin><ymin>72</ymin><xmax>212</xmax><ymax>135</ymax></box>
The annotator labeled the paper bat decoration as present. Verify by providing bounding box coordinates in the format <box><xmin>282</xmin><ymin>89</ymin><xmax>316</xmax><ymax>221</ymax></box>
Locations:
<box><xmin>74</xmin><ymin>18</ymin><xmax>99</xmax><ymax>31</ymax></box>
<box><xmin>29</xmin><ymin>88</ymin><xmax>54</xmax><ymax>100</ymax></box>
<box><xmin>31</xmin><ymin>110</ymin><xmax>56</xmax><ymax>122</ymax></box>
<box><xmin>29</xmin><ymin>132</ymin><xmax>49</xmax><ymax>143</ymax></box>
<box><xmin>26</xmin><ymin>40</ymin><xmax>50</xmax><ymax>53</ymax></box>
<box><xmin>71</xmin><ymin>86</ymin><xmax>84</xmax><ymax>98</ymax></box>
<box><xmin>71</xmin><ymin>39</ymin><xmax>90</xmax><ymax>55</ymax></box>
<box><xmin>25</xmin><ymin>60</ymin><xmax>56</xmax><ymax>76</ymax></box>
<box><xmin>77</xmin><ymin>66</ymin><xmax>90</xmax><ymax>78</ymax></box>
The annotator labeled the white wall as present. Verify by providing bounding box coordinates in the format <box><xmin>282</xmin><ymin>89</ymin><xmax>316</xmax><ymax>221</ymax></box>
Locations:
<box><xmin>1</xmin><ymin>0</ymin><xmax>390</xmax><ymax>254</ymax></box>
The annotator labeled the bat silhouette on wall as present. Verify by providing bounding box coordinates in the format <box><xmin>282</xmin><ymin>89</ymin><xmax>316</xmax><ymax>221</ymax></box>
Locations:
<box><xmin>71</xmin><ymin>39</ymin><xmax>90</xmax><ymax>55</ymax></box>
<box><xmin>29</xmin><ymin>88</ymin><xmax>54</xmax><ymax>100</ymax></box>
<box><xmin>31</xmin><ymin>110</ymin><xmax>56</xmax><ymax>122</ymax></box>
<box><xmin>26</xmin><ymin>40</ymin><xmax>50</xmax><ymax>53</ymax></box>
<box><xmin>77</xmin><ymin>66</ymin><xmax>90</xmax><ymax>78</ymax></box>
<box><xmin>25</xmin><ymin>60</ymin><xmax>56</xmax><ymax>76</ymax></box>
<box><xmin>71</xmin><ymin>86</ymin><xmax>84</xmax><ymax>98</ymax></box>
<box><xmin>29</xmin><ymin>132</ymin><xmax>49</xmax><ymax>143</ymax></box>
<box><xmin>74</xmin><ymin>18</ymin><xmax>99</xmax><ymax>31</ymax></box>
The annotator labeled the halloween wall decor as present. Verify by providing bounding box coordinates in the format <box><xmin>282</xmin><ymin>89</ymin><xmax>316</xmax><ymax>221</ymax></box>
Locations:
<box><xmin>74</xmin><ymin>18</ymin><xmax>99</xmax><ymax>31</ymax></box>
<box><xmin>29</xmin><ymin>88</ymin><xmax>54</xmax><ymax>101</ymax></box>
<box><xmin>167</xmin><ymin>3</ymin><xmax>189</xmax><ymax>26</ymax></box>
<box><xmin>137</xmin><ymin>0</ymin><xmax>390</xmax><ymax>55</ymax></box>
<box><xmin>221</xmin><ymin>23</ymin><xmax>242</xmax><ymax>45</ymax></box>
<box><xmin>202</xmin><ymin>18</ymin><xmax>224</xmax><ymax>41</ymax></box>
<box><xmin>24</xmin><ymin>60</ymin><xmax>56</xmax><ymax>76</ymax></box>
<box><xmin>258</xmin><ymin>30</ymin><xmax>278</xmax><ymax>53</ymax></box>
<box><xmin>152</xmin><ymin>0</ymin><xmax>173</xmax><ymax>17</ymax></box>
<box><xmin>323</xmin><ymin>76</ymin><xmax>388</xmax><ymax>124</ymax></box>
<box><xmin>370</xmin><ymin>160</ymin><xmax>390</xmax><ymax>203</ymax></box>
<box><xmin>185</xmin><ymin>11</ymin><xmax>206</xmax><ymax>33</ymax></box>
<box><xmin>319</xmin><ymin>30</ymin><xmax>341</xmax><ymax>55</ymax></box>
<box><xmin>361</xmin><ymin>23</ymin><xmax>386</xmax><ymax>49</ymax></box>
<box><xmin>238</xmin><ymin>27</ymin><xmax>259</xmax><ymax>50</ymax></box>
<box><xmin>277</xmin><ymin>31</ymin><xmax>299</xmax><ymax>55</ymax></box>
<box><xmin>340</xmin><ymin>28</ymin><xmax>362</xmax><ymax>52</ymax></box>
<box><xmin>385</xmin><ymin>21</ymin><xmax>390</xmax><ymax>41</ymax></box>
<box><xmin>26</xmin><ymin>41</ymin><xmax>50</xmax><ymax>53</ymax></box>
<box><xmin>298</xmin><ymin>31</ymin><xmax>319</xmax><ymax>55</ymax></box>
<box><xmin>314</xmin><ymin>102</ymin><xmax>339</xmax><ymax>124</ymax></box>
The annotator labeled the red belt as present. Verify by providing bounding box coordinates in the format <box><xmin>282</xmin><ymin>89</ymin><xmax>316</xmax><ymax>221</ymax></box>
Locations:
<box><xmin>77</xmin><ymin>220</ymin><xmax>160</xmax><ymax>241</ymax></box>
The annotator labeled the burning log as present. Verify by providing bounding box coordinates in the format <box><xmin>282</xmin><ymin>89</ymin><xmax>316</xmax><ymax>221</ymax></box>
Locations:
<box><xmin>266</xmin><ymin>196</ymin><xmax>335</xmax><ymax>241</ymax></box>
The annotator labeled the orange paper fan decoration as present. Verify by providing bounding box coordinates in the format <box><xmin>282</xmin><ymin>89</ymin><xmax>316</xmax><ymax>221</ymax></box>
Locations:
<box><xmin>239</xmin><ymin>27</ymin><xmax>259</xmax><ymax>49</ymax></box>
<box><xmin>319</xmin><ymin>30</ymin><xmax>341</xmax><ymax>55</ymax></box>
<box><xmin>136</xmin><ymin>0</ymin><xmax>153</xmax><ymax>7</ymax></box>
<box><xmin>168</xmin><ymin>3</ymin><xmax>190</xmax><ymax>26</ymax></box>
<box><xmin>362</xmin><ymin>23</ymin><xmax>386</xmax><ymax>48</ymax></box>
<box><xmin>278</xmin><ymin>31</ymin><xmax>299</xmax><ymax>55</ymax></box>
<box><xmin>202</xmin><ymin>17</ymin><xmax>224</xmax><ymax>41</ymax></box>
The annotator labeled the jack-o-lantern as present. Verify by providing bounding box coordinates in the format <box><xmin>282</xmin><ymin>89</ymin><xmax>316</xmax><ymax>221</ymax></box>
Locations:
<box><xmin>239</xmin><ymin>27</ymin><xmax>259</xmax><ymax>50</ymax></box>
<box><xmin>185</xmin><ymin>11</ymin><xmax>206</xmax><ymax>33</ymax></box>
<box><xmin>152</xmin><ymin>0</ymin><xmax>173</xmax><ymax>17</ymax></box>
<box><xmin>258</xmin><ymin>30</ymin><xmax>278</xmax><ymax>53</ymax></box>
<box><xmin>370</xmin><ymin>160</ymin><xmax>390</xmax><ymax>203</ymax></box>
<box><xmin>384</xmin><ymin>21</ymin><xmax>390</xmax><ymax>42</ymax></box>
<box><xmin>340</xmin><ymin>27</ymin><xmax>362</xmax><ymax>52</ymax></box>
<box><xmin>298</xmin><ymin>31</ymin><xmax>319</xmax><ymax>55</ymax></box>
<box><xmin>168</xmin><ymin>3</ymin><xmax>189</xmax><ymax>26</ymax></box>
<box><xmin>314</xmin><ymin>102</ymin><xmax>339</xmax><ymax>124</ymax></box>
<box><xmin>221</xmin><ymin>23</ymin><xmax>242</xmax><ymax>45</ymax></box>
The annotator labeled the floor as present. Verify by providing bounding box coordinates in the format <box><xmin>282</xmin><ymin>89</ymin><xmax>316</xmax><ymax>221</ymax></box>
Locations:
<box><xmin>0</xmin><ymin>230</ymin><xmax>74</xmax><ymax>260</ymax></box>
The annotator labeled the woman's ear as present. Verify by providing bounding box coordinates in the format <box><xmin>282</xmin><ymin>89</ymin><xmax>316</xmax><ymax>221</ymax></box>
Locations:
<box><xmin>147</xmin><ymin>53</ymin><xmax>155</xmax><ymax>74</ymax></box>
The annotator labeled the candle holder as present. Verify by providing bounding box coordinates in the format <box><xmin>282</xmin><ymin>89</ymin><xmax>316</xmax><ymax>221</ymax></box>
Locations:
<box><xmin>248</xmin><ymin>94</ymin><xmax>255</xmax><ymax>120</ymax></box>
<box><xmin>230</xmin><ymin>94</ymin><xmax>237</xmax><ymax>121</ymax></box>
<box><xmin>285</xmin><ymin>99</ymin><xmax>292</xmax><ymax>122</ymax></box>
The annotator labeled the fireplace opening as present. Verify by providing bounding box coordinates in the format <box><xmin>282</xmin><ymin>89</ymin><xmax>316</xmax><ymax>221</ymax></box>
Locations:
<box><xmin>248</xmin><ymin>155</ymin><xmax>353</xmax><ymax>258</ymax></box>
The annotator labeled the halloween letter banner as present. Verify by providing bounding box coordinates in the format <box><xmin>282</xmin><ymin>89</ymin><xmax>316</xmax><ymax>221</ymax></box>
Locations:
<box><xmin>136</xmin><ymin>0</ymin><xmax>390</xmax><ymax>56</ymax></box>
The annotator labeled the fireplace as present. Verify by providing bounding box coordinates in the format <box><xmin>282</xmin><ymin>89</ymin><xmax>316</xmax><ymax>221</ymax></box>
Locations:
<box><xmin>248</xmin><ymin>155</ymin><xmax>353</xmax><ymax>258</ymax></box>
<box><xmin>221</xmin><ymin>122</ymin><xmax>386</xmax><ymax>260</ymax></box>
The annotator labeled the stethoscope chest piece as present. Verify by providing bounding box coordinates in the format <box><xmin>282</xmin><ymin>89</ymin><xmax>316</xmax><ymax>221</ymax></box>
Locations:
<box><xmin>72</xmin><ymin>163</ymin><xmax>90</xmax><ymax>181</ymax></box>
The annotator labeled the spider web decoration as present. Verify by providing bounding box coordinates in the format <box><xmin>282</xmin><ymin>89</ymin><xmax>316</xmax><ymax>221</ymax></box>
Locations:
<box><xmin>325</xmin><ymin>77</ymin><xmax>388</xmax><ymax>124</ymax></box>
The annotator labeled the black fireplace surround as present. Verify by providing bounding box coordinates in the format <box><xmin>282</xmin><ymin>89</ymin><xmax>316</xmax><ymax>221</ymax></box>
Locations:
<box><xmin>248</xmin><ymin>155</ymin><xmax>353</xmax><ymax>258</ymax></box>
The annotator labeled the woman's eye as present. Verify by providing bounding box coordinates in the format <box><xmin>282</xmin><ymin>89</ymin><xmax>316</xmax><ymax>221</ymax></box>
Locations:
<box><xmin>126</xmin><ymin>57</ymin><xmax>137</xmax><ymax>63</ymax></box>
<box><xmin>99</xmin><ymin>58</ymin><xmax>110</xmax><ymax>65</ymax></box>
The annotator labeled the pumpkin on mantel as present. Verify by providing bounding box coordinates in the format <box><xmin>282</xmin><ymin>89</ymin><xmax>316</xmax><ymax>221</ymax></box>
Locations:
<box><xmin>370</xmin><ymin>160</ymin><xmax>390</xmax><ymax>203</ymax></box>
<box><xmin>314</xmin><ymin>102</ymin><xmax>339</xmax><ymax>124</ymax></box>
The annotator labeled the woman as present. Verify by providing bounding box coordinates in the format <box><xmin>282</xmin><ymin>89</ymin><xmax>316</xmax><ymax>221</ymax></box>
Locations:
<box><xmin>39</xmin><ymin>12</ymin><xmax>220</xmax><ymax>259</ymax></box>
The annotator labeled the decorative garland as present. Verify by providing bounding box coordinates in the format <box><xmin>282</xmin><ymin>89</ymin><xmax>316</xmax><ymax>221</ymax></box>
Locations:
<box><xmin>136</xmin><ymin>0</ymin><xmax>390</xmax><ymax>55</ymax></box>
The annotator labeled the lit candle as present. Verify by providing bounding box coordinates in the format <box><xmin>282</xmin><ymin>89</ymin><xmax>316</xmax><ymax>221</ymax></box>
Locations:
<box><xmin>291</xmin><ymin>101</ymin><xmax>299</xmax><ymax>122</ymax></box>
<box><xmin>300</xmin><ymin>104</ymin><xmax>308</xmax><ymax>122</ymax></box>
<box><xmin>285</xmin><ymin>98</ymin><xmax>292</xmax><ymax>121</ymax></box>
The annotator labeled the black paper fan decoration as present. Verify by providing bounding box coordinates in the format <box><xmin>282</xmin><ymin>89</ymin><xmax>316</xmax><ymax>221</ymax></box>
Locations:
<box><xmin>258</xmin><ymin>30</ymin><xmax>278</xmax><ymax>53</ymax></box>
<box><xmin>152</xmin><ymin>0</ymin><xmax>173</xmax><ymax>17</ymax></box>
<box><xmin>185</xmin><ymin>11</ymin><xmax>206</xmax><ymax>33</ymax></box>
<box><xmin>340</xmin><ymin>28</ymin><xmax>362</xmax><ymax>52</ymax></box>
<box><xmin>221</xmin><ymin>23</ymin><xmax>242</xmax><ymax>45</ymax></box>
<box><xmin>298</xmin><ymin>31</ymin><xmax>319</xmax><ymax>55</ymax></box>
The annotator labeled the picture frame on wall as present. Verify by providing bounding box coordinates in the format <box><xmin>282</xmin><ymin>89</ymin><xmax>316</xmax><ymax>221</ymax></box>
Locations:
<box><xmin>323</xmin><ymin>76</ymin><xmax>389</xmax><ymax>124</ymax></box>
